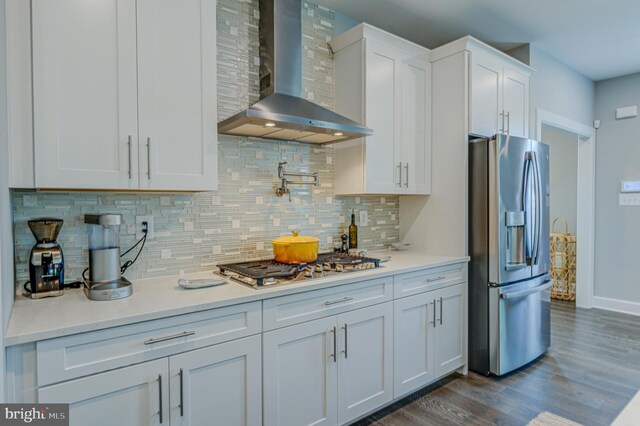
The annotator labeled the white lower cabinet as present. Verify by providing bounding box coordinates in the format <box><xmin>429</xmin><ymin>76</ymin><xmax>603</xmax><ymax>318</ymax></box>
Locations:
<box><xmin>39</xmin><ymin>358</ymin><xmax>169</xmax><ymax>426</ymax></box>
<box><xmin>434</xmin><ymin>284</ymin><xmax>466</xmax><ymax>377</ymax></box>
<box><xmin>394</xmin><ymin>283</ymin><xmax>466</xmax><ymax>398</ymax></box>
<box><xmin>263</xmin><ymin>302</ymin><xmax>393</xmax><ymax>426</ymax></box>
<box><xmin>393</xmin><ymin>292</ymin><xmax>436</xmax><ymax>397</ymax></box>
<box><xmin>169</xmin><ymin>335</ymin><xmax>262</xmax><ymax>426</ymax></box>
<box><xmin>38</xmin><ymin>335</ymin><xmax>261</xmax><ymax>426</ymax></box>
<box><xmin>28</xmin><ymin>267</ymin><xmax>468</xmax><ymax>426</ymax></box>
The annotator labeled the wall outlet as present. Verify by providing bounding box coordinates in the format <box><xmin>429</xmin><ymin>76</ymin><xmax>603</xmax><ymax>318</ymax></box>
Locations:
<box><xmin>359</xmin><ymin>210</ymin><xmax>368</xmax><ymax>226</ymax></box>
<box><xmin>135</xmin><ymin>215</ymin><xmax>154</xmax><ymax>239</ymax></box>
<box><xmin>619</xmin><ymin>193</ymin><xmax>640</xmax><ymax>206</ymax></box>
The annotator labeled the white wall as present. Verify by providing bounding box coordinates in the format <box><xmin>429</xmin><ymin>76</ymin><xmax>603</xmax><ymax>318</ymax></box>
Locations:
<box><xmin>529</xmin><ymin>46</ymin><xmax>595</xmax><ymax>132</ymax></box>
<box><xmin>541</xmin><ymin>125</ymin><xmax>579</xmax><ymax>235</ymax></box>
<box><xmin>334</xmin><ymin>11</ymin><xmax>359</xmax><ymax>36</ymax></box>
<box><xmin>594</xmin><ymin>72</ymin><xmax>640</xmax><ymax>308</ymax></box>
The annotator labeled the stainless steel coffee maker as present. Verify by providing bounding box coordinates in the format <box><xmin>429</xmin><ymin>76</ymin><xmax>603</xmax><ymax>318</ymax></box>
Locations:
<box><xmin>83</xmin><ymin>214</ymin><xmax>132</xmax><ymax>301</ymax></box>
<box><xmin>27</xmin><ymin>218</ymin><xmax>64</xmax><ymax>298</ymax></box>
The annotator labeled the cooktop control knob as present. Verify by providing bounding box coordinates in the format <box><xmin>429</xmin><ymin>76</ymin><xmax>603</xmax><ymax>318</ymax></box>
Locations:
<box><xmin>322</xmin><ymin>263</ymin><xmax>331</xmax><ymax>271</ymax></box>
<box><xmin>335</xmin><ymin>264</ymin><xmax>344</xmax><ymax>272</ymax></box>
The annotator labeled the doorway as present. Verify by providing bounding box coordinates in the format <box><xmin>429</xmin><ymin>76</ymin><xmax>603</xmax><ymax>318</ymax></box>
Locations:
<box><xmin>536</xmin><ymin>109</ymin><xmax>595</xmax><ymax>309</ymax></box>
<box><xmin>542</xmin><ymin>124</ymin><xmax>579</xmax><ymax>302</ymax></box>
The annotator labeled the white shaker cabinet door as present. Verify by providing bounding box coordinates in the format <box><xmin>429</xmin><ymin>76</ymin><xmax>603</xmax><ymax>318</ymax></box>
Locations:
<box><xmin>502</xmin><ymin>67</ymin><xmax>530</xmax><ymax>138</ymax></box>
<box><xmin>393</xmin><ymin>292</ymin><xmax>436</xmax><ymax>398</ymax></box>
<box><xmin>38</xmin><ymin>358</ymin><xmax>169</xmax><ymax>426</ymax></box>
<box><xmin>169</xmin><ymin>335</ymin><xmax>262</xmax><ymax>426</ymax></box>
<box><xmin>337</xmin><ymin>302</ymin><xmax>394</xmax><ymax>425</ymax></box>
<box><xmin>401</xmin><ymin>56</ymin><xmax>432</xmax><ymax>195</ymax></box>
<box><xmin>136</xmin><ymin>0</ymin><xmax>218</xmax><ymax>191</ymax></box>
<box><xmin>434</xmin><ymin>283</ymin><xmax>466</xmax><ymax>377</ymax></box>
<box><xmin>469</xmin><ymin>52</ymin><xmax>502</xmax><ymax>137</ymax></box>
<box><xmin>364</xmin><ymin>39</ymin><xmax>403</xmax><ymax>194</ymax></box>
<box><xmin>32</xmin><ymin>0</ymin><xmax>139</xmax><ymax>189</ymax></box>
<box><xmin>263</xmin><ymin>316</ymin><xmax>338</xmax><ymax>426</ymax></box>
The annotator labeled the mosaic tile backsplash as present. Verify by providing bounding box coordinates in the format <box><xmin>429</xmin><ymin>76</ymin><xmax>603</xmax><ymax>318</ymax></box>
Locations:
<box><xmin>12</xmin><ymin>0</ymin><xmax>399</xmax><ymax>285</ymax></box>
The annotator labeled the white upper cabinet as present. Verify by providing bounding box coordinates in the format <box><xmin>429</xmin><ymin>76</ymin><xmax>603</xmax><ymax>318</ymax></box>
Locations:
<box><xmin>501</xmin><ymin>67</ymin><xmax>530</xmax><ymax>138</ymax></box>
<box><xmin>136</xmin><ymin>0</ymin><xmax>218</xmax><ymax>191</ymax></box>
<box><xmin>401</xmin><ymin>57</ymin><xmax>432</xmax><ymax>194</ymax></box>
<box><xmin>331</xmin><ymin>24</ymin><xmax>432</xmax><ymax>195</ymax></box>
<box><xmin>467</xmin><ymin>46</ymin><xmax>531</xmax><ymax>138</ymax></box>
<box><xmin>363</xmin><ymin>39</ymin><xmax>402</xmax><ymax>195</ymax></box>
<box><xmin>469</xmin><ymin>52</ymin><xmax>502</xmax><ymax>138</ymax></box>
<box><xmin>32</xmin><ymin>0</ymin><xmax>139</xmax><ymax>190</ymax></box>
<box><xmin>30</xmin><ymin>0</ymin><xmax>217</xmax><ymax>191</ymax></box>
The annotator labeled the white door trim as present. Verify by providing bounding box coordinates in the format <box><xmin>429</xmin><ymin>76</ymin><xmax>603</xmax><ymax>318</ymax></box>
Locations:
<box><xmin>534</xmin><ymin>108</ymin><xmax>595</xmax><ymax>309</ymax></box>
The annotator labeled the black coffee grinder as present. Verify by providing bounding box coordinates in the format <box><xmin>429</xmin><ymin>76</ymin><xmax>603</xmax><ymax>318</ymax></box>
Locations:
<box><xmin>27</xmin><ymin>218</ymin><xmax>64</xmax><ymax>298</ymax></box>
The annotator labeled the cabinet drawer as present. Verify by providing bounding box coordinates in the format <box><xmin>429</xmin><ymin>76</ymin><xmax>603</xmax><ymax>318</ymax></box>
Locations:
<box><xmin>37</xmin><ymin>301</ymin><xmax>261</xmax><ymax>386</ymax></box>
<box><xmin>263</xmin><ymin>277</ymin><xmax>393</xmax><ymax>331</ymax></box>
<box><xmin>394</xmin><ymin>263</ymin><xmax>466</xmax><ymax>298</ymax></box>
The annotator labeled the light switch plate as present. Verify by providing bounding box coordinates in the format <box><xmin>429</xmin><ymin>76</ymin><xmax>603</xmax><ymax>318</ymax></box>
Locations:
<box><xmin>621</xmin><ymin>181</ymin><xmax>640</xmax><ymax>192</ymax></box>
<box><xmin>616</xmin><ymin>105</ymin><xmax>638</xmax><ymax>120</ymax></box>
<box><xmin>619</xmin><ymin>193</ymin><xmax>640</xmax><ymax>206</ymax></box>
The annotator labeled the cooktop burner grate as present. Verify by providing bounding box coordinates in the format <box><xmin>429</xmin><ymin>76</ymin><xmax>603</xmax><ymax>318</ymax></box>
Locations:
<box><xmin>217</xmin><ymin>252</ymin><xmax>381</xmax><ymax>286</ymax></box>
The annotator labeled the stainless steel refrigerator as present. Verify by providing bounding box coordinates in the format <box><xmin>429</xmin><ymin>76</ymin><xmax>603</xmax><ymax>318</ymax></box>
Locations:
<box><xmin>469</xmin><ymin>133</ymin><xmax>552</xmax><ymax>376</ymax></box>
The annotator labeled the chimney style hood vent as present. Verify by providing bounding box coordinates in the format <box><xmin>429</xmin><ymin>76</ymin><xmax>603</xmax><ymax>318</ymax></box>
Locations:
<box><xmin>217</xmin><ymin>0</ymin><xmax>373</xmax><ymax>144</ymax></box>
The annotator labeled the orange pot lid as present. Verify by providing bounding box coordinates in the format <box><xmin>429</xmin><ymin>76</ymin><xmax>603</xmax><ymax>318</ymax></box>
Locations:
<box><xmin>272</xmin><ymin>231</ymin><xmax>319</xmax><ymax>244</ymax></box>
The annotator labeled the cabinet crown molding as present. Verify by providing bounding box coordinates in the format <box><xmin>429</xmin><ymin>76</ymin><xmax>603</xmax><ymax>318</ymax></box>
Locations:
<box><xmin>330</xmin><ymin>23</ymin><xmax>431</xmax><ymax>58</ymax></box>
<box><xmin>430</xmin><ymin>35</ymin><xmax>535</xmax><ymax>75</ymax></box>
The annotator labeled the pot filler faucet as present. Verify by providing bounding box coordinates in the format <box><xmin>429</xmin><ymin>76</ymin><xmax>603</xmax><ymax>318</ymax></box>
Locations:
<box><xmin>275</xmin><ymin>161</ymin><xmax>319</xmax><ymax>201</ymax></box>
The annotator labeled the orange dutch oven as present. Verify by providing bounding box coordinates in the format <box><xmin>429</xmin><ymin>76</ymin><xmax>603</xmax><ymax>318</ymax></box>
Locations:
<box><xmin>272</xmin><ymin>231</ymin><xmax>319</xmax><ymax>264</ymax></box>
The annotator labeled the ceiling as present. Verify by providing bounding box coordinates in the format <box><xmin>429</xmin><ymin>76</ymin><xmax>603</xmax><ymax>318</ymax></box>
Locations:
<box><xmin>316</xmin><ymin>0</ymin><xmax>640</xmax><ymax>81</ymax></box>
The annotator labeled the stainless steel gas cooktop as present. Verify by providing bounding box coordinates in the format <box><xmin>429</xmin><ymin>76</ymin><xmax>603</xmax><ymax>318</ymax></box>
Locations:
<box><xmin>217</xmin><ymin>252</ymin><xmax>381</xmax><ymax>289</ymax></box>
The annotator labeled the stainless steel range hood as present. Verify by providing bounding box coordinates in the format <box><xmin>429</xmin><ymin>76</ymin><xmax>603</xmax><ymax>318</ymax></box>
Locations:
<box><xmin>217</xmin><ymin>0</ymin><xmax>373</xmax><ymax>144</ymax></box>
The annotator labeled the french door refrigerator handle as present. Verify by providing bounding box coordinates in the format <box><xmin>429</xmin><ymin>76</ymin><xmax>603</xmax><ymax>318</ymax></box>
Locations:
<box><xmin>531</xmin><ymin>151</ymin><xmax>542</xmax><ymax>265</ymax></box>
<box><xmin>521</xmin><ymin>153</ymin><xmax>533</xmax><ymax>262</ymax></box>
<box><xmin>500</xmin><ymin>280</ymin><xmax>553</xmax><ymax>299</ymax></box>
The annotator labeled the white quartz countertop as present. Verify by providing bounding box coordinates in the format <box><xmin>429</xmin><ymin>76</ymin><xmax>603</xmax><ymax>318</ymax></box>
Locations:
<box><xmin>4</xmin><ymin>250</ymin><xmax>468</xmax><ymax>346</ymax></box>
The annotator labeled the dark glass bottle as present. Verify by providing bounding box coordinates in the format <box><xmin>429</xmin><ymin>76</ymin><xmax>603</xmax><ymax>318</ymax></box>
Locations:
<box><xmin>348</xmin><ymin>209</ymin><xmax>358</xmax><ymax>249</ymax></box>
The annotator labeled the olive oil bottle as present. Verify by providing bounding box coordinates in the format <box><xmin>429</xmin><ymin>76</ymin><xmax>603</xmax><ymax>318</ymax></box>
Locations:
<box><xmin>348</xmin><ymin>209</ymin><xmax>358</xmax><ymax>249</ymax></box>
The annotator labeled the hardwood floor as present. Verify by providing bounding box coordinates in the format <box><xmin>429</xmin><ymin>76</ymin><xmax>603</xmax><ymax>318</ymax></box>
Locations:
<box><xmin>355</xmin><ymin>300</ymin><xmax>640</xmax><ymax>426</ymax></box>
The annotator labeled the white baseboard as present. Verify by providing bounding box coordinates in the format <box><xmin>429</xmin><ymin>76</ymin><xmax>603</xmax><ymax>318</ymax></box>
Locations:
<box><xmin>592</xmin><ymin>296</ymin><xmax>640</xmax><ymax>316</ymax></box>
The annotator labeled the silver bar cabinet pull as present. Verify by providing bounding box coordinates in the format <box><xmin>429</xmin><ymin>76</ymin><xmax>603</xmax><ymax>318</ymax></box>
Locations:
<box><xmin>330</xmin><ymin>326</ymin><xmax>337</xmax><ymax>362</ymax></box>
<box><xmin>439</xmin><ymin>297</ymin><xmax>443</xmax><ymax>325</ymax></box>
<box><xmin>325</xmin><ymin>296</ymin><xmax>353</xmax><ymax>306</ymax></box>
<box><xmin>426</xmin><ymin>276</ymin><xmax>447</xmax><ymax>283</ymax></box>
<box><xmin>158</xmin><ymin>374</ymin><xmax>163</xmax><ymax>424</ymax></box>
<box><xmin>147</xmin><ymin>137</ymin><xmax>152</xmax><ymax>179</ymax></box>
<box><xmin>499</xmin><ymin>110</ymin><xmax>505</xmax><ymax>133</ymax></box>
<box><xmin>397</xmin><ymin>162</ymin><xmax>402</xmax><ymax>187</ymax></box>
<box><xmin>144</xmin><ymin>331</ymin><xmax>195</xmax><ymax>345</ymax></box>
<box><xmin>127</xmin><ymin>135</ymin><xmax>132</xmax><ymax>179</ymax></box>
<box><xmin>505</xmin><ymin>112</ymin><xmax>510</xmax><ymax>134</ymax></box>
<box><xmin>179</xmin><ymin>368</ymin><xmax>184</xmax><ymax>417</ymax></box>
<box><xmin>342</xmin><ymin>324</ymin><xmax>348</xmax><ymax>358</ymax></box>
<box><xmin>432</xmin><ymin>300</ymin><xmax>437</xmax><ymax>328</ymax></box>
<box><xmin>404</xmin><ymin>163</ymin><xmax>409</xmax><ymax>187</ymax></box>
